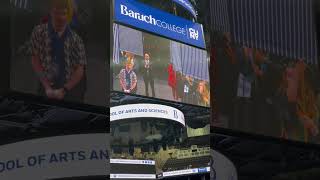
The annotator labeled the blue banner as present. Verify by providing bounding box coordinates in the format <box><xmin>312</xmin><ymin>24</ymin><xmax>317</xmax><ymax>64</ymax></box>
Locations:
<box><xmin>172</xmin><ymin>0</ymin><xmax>197</xmax><ymax>18</ymax></box>
<box><xmin>114</xmin><ymin>0</ymin><xmax>206</xmax><ymax>49</ymax></box>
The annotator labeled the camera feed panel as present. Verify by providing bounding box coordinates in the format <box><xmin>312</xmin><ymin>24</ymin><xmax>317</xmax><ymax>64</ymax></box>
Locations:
<box><xmin>111</xmin><ymin>24</ymin><xmax>210</xmax><ymax>107</ymax></box>
<box><xmin>10</xmin><ymin>0</ymin><xmax>108</xmax><ymax>107</ymax></box>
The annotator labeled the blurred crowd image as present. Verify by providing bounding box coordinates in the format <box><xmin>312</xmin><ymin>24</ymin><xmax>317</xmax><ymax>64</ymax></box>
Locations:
<box><xmin>213</xmin><ymin>32</ymin><xmax>320</xmax><ymax>143</ymax></box>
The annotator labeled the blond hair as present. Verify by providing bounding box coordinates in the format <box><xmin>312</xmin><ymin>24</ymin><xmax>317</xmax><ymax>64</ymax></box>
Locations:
<box><xmin>50</xmin><ymin>0</ymin><xmax>74</xmax><ymax>23</ymax></box>
<box><xmin>198</xmin><ymin>81</ymin><xmax>210</xmax><ymax>106</ymax></box>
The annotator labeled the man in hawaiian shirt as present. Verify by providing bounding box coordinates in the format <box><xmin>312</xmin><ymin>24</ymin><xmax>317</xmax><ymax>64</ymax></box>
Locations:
<box><xmin>31</xmin><ymin>0</ymin><xmax>86</xmax><ymax>102</ymax></box>
<box><xmin>119</xmin><ymin>61</ymin><xmax>137</xmax><ymax>94</ymax></box>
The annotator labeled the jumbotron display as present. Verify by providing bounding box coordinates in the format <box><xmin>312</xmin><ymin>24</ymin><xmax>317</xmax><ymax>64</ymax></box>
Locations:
<box><xmin>211</xmin><ymin>0</ymin><xmax>320</xmax><ymax>144</ymax></box>
<box><xmin>10</xmin><ymin>0</ymin><xmax>108</xmax><ymax>107</ymax></box>
<box><xmin>111</xmin><ymin>24</ymin><xmax>210</xmax><ymax>107</ymax></box>
<box><xmin>111</xmin><ymin>0</ymin><xmax>210</xmax><ymax>107</ymax></box>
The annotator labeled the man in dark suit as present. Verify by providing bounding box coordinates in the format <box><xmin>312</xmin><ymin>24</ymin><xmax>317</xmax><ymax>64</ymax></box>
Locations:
<box><xmin>142</xmin><ymin>53</ymin><xmax>155</xmax><ymax>97</ymax></box>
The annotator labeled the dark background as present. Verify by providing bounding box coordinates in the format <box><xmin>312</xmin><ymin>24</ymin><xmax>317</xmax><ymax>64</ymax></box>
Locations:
<box><xmin>0</xmin><ymin>0</ymin><xmax>10</xmax><ymax>95</ymax></box>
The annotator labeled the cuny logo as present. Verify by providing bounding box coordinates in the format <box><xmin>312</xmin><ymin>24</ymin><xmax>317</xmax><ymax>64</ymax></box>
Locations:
<box><xmin>189</xmin><ymin>28</ymin><xmax>199</xmax><ymax>40</ymax></box>
<box><xmin>120</xmin><ymin>4</ymin><xmax>199</xmax><ymax>40</ymax></box>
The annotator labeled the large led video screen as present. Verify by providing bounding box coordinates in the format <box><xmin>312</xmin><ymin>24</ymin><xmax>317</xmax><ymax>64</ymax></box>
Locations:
<box><xmin>10</xmin><ymin>0</ymin><xmax>108</xmax><ymax>107</ymax></box>
<box><xmin>212</xmin><ymin>36</ymin><xmax>320</xmax><ymax>144</ymax></box>
<box><xmin>211</xmin><ymin>0</ymin><xmax>320</xmax><ymax>144</ymax></box>
<box><xmin>111</xmin><ymin>24</ymin><xmax>210</xmax><ymax>107</ymax></box>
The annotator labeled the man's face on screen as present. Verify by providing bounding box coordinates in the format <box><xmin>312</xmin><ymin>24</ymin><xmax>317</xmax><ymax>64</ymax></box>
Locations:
<box><xmin>126</xmin><ymin>63</ymin><xmax>133</xmax><ymax>70</ymax></box>
<box><xmin>51</xmin><ymin>5</ymin><xmax>68</xmax><ymax>32</ymax></box>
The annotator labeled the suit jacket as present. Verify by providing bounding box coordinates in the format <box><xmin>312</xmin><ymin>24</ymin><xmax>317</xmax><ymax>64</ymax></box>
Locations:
<box><xmin>142</xmin><ymin>60</ymin><xmax>154</xmax><ymax>80</ymax></box>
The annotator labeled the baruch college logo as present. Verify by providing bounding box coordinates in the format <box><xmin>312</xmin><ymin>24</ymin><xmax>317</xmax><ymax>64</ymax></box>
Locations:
<box><xmin>120</xmin><ymin>4</ymin><xmax>188</xmax><ymax>36</ymax></box>
<box><xmin>116</xmin><ymin>0</ymin><xmax>206</xmax><ymax>49</ymax></box>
